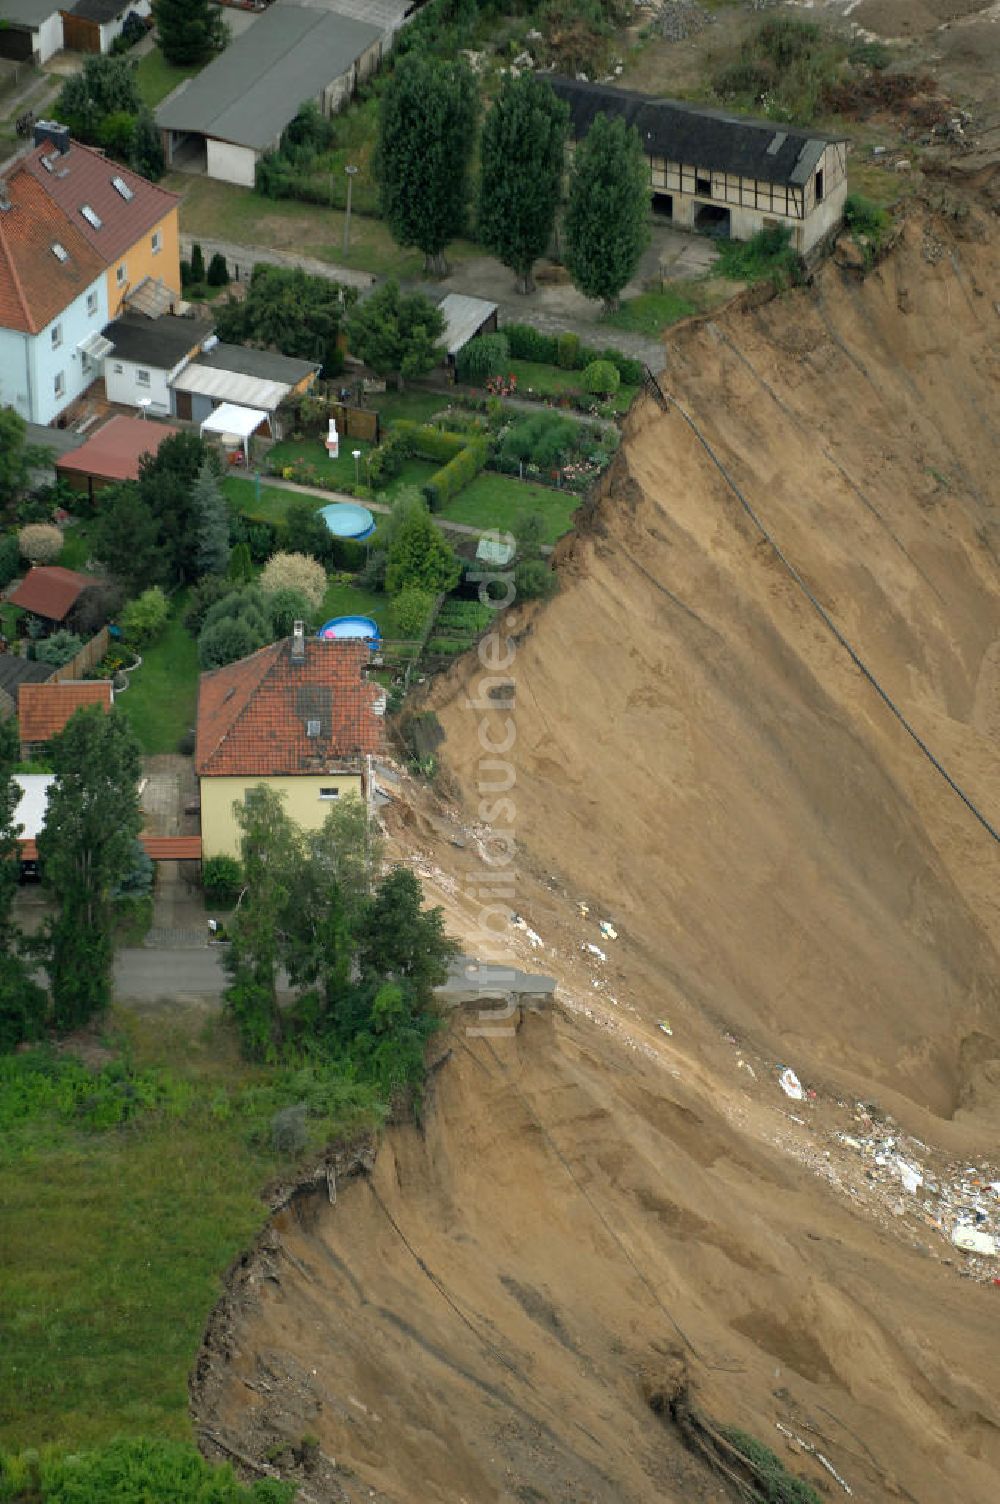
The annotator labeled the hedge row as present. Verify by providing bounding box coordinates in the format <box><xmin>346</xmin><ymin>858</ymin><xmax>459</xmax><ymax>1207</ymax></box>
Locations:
<box><xmin>503</xmin><ymin>323</ymin><xmax>644</xmax><ymax>386</ymax></box>
<box><xmin>391</xmin><ymin>421</ymin><xmax>468</xmax><ymax>465</ymax></box>
<box><xmin>422</xmin><ymin>437</ymin><xmax>488</xmax><ymax>512</ymax></box>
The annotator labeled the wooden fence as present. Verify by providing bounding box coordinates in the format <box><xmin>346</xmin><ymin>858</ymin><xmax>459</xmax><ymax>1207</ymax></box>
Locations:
<box><xmin>49</xmin><ymin>627</ymin><xmax>109</xmax><ymax>684</ymax></box>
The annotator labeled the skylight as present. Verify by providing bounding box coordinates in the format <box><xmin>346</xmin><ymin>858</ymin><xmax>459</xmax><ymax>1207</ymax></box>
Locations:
<box><xmin>40</xmin><ymin>153</ymin><xmax>56</xmax><ymax>173</ymax></box>
<box><xmin>81</xmin><ymin>204</ymin><xmax>102</xmax><ymax>229</ymax></box>
<box><xmin>111</xmin><ymin>175</ymin><xmax>133</xmax><ymax>201</ymax></box>
<box><xmin>51</xmin><ymin>242</ymin><xmax>69</xmax><ymax>262</ymax></box>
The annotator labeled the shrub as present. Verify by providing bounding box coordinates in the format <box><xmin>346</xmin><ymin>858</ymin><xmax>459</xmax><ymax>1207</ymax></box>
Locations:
<box><xmin>557</xmin><ymin>331</ymin><xmax>581</xmax><ymax>369</ymax></box>
<box><xmin>603</xmin><ymin>349</ymin><xmax>643</xmax><ymax>385</ymax></box>
<box><xmin>716</xmin><ymin>224</ymin><xmax>802</xmax><ymax>289</ymax></box>
<box><xmin>391</xmin><ymin>421</ymin><xmax>467</xmax><ymax>465</ymax></box>
<box><xmin>120</xmin><ymin>585</ymin><xmax>169</xmax><ymax>645</ymax></box>
<box><xmin>394</xmin><ymin>584</ymin><xmax>435</xmax><ymax>638</ymax></box>
<box><xmin>183</xmin><ymin>574</ymin><xmax>232</xmax><ymax>634</ymax></box>
<box><xmin>515</xmin><ymin>558</ymin><xmax>557</xmax><ymax>600</ymax></box>
<box><xmin>271</xmin><ymin>1102</ymin><xmax>309</xmax><ymax>1157</ymax></box>
<box><xmin>190</xmin><ymin>243</ymin><xmax>205</xmax><ymax>283</ymax></box>
<box><xmin>582</xmin><ymin>359</ymin><xmax>620</xmax><ymax>396</ymax></box>
<box><xmin>259</xmin><ymin>551</ymin><xmax>326</xmax><ymax>611</ymax></box>
<box><xmin>33</xmin><ymin>631</ymin><xmax>82</xmax><ymax>667</ymax></box>
<box><xmin>457</xmin><ymin>332</ymin><xmax>510</xmax><ymax>384</ymax></box>
<box><xmin>206</xmin><ymin>252</ymin><xmax>230</xmax><ymax>287</ymax></box>
<box><xmin>504</xmin><ymin>323</ymin><xmax>559</xmax><ymax>362</ymax></box>
<box><xmin>18</xmin><ymin>522</ymin><xmax>62</xmax><ymax>564</ymax></box>
<box><xmin>0</xmin><ymin>533</ymin><xmax>20</xmax><ymax>588</ymax></box>
<box><xmin>267</xmin><ymin>587</ymin><xmax>313</xmax><ymax>637</ymax></box>
<box><xmin>844</xmin><ymin>193</ymin><xmax>890</xmax><ymax>264</ymax></box>
<box><xmin>198</xmin><ymin>615</ymin><xmax>263</xmax><ymax>669</ymax></box>
<box><xmin>203</xmin><ymin>855</ymin><xmax>242</xmax><ymax>906</ymax></box>
<box><xmin>421</xmin><ymin>437</ymin><xmax>487</xmax><ymax>511</ymax></box>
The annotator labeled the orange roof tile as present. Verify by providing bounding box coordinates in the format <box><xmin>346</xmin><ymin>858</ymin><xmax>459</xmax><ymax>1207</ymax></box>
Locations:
<box><xmin>56</xmin><ymin>414</ymin><xmax>180</xmax><ymax>483</ymax></box>
<box><xmin>19</xmin><ymin>834</ymin><xmax>203</xmax><ymax>862</ymax></box>
<box><xmin>0</xmin><ymin>170</ymin><xmax>105</xmax><ymax>334</ymax></box>
<box><xmin>7</xmin><ymin>566</ymin><xmax>101</xmax><ymax>622</ymax></box>
<box><xmin>196</xmin><ymin>635</ymin><xmax>382</xmax><ymax>778</ymax></box>
<box><xmin>22</xmin><ymin>139</ymin><xmax>179</xmax><ymax>266</ymax></box>
<box><xmin>18</xmin><ymin>680</ymin><xmax>112</xmax><ymax>742</ymax></box>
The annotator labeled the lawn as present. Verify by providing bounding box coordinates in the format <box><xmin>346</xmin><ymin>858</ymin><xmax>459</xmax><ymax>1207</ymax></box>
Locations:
<box><xmin>264</xmin><ymin>439</ymin><xmax>438</xmax><ymax>503</ymax></box>
<box><xmin>437</xmin><ymin>472</ymin><xmax>579</xmax><ymax>545</ymax></box>
<box><xmin>504</xmin><ymin>360</ymin><xmax>639</xmax><ymax>416</ymax></box>
<box><xmin>0</xmin><ymin>1014</ymin><xmax>380</xmax><ymax>1448</ymax></box>
<box><xmin>603</xmin><ymin>286</ymin><xmax>698</xmax><ymax>335</ymax></box>
<box><xmin>116</xmin><ymin>597</ymin><xmax>199</xmax><ymax>755</ymax></box>
<box><xmin>56</xmin><ymin>521</ymin><xmax>93</xmax><ymax>572</ymax></box>
<box><xmin>368</xmin><ymin>389</ymin><xmax>450</xmax><ymax>426</ymax></box>
<box><xmin>134</xmin><ymin>48</ymin><xmax>200</xmax><ymax>109</ymax></box>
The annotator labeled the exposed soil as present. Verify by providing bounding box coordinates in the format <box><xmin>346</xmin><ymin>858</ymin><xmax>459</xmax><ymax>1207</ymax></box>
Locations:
<box><xmin>192</xmin><ymin>174</ymin><xmax>1000</xmax><ymax>1502</ymax></box>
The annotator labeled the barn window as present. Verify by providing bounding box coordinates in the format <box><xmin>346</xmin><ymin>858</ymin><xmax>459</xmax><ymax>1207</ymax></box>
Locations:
<box><xmin>696</xmin><ymin>174</ymin><xmax>711</xmax><ymax>197</ymax></box>
<box><xmin>814</xmin><ymin>168</ymin><xmax>824</xmax><ymax>203</ymax></box>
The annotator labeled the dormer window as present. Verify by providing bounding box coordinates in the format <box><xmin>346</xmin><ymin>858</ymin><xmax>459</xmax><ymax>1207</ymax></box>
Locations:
<box><xmin>51</xmin><ymin>242</ymin><xmax>69</xmax><ymax>262</ymax></box>
<box><xmin>81</xmin><ymin>204</ymin><xmax>102</xmax><ymax>229</ymax></box>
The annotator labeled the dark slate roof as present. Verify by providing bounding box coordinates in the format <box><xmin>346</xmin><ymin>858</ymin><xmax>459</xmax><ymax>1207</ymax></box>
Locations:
<box><xmin>0</xmin><ymin>657</ymin><xmax>52</xmax><ymax>699</ymax></box>
<box><xmin>67</xmin><ymin>0</ymin><xmax>130</xmax><ymax>20</ymax></box>
<box><xmin>544</xmin><ymin>76</ymin><xmax>839</xmax><ymax>187</ymax></box>
<box><xmin>199</xmin><ymin>342</ymin><xmax>320</xmax><ymax>383</ymax></box>
<box><xmin>103</xmin><ymin>313</ymin><xmax>206</xmax><ymax>370</ymax></box>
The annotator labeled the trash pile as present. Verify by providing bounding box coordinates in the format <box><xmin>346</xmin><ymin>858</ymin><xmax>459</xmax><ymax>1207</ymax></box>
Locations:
<box><xmin>654</xmin><ymin>0</ymin><xmax>716</xmax><ymax>42</ymax></box>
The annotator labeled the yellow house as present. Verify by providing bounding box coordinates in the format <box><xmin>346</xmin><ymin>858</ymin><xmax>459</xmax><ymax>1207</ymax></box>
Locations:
<box><xmin>195</xmin><ymin>626</ymin><xmax>384</xmax><ymax>859</ymax></box>
<box><xmin>24</xmin><ymin>127</ymin><xmax>181</xmax><ymax>322</ymax></box>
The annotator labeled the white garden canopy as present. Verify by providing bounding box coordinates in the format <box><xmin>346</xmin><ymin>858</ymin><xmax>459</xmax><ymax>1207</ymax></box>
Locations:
<box><xmin>199</xmin><ymin>403</ymin><xmax>268</xmax><ymax>464</ymax></box>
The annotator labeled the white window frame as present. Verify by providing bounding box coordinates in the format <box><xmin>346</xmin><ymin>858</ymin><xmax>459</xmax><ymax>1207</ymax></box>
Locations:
<box><xmin>318</xmin><ymin>787</ymin><xmax>340</xmax><ymax>801</ymax></box>
<box><xmin>136</xmin><ymin>369</ymin><xmax>151</xmax><ymax>388</ymax></box>
<box><xmin>51</xmin><ymin>323</ymin><xmax>62</xmax><ymax>350</ymax></box>
<box><xmin>54</xmin><ymin>370</ymin><xmax>65</xmax><ymax>398</ymax></box>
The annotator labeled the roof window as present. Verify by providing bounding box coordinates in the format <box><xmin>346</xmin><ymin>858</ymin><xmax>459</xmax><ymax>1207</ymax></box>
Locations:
<box><xmin>111</xmin><ymin>175</ymin><xmax>134</xmax><ymax>201</ymax></box>
<box><xmin>306</xmin><ymin>719</ymin><xmax>321</xmax><ymax>738</ymax></box>
<box><xmin>81</xmin><ymin>204</ymin><xmax>102</xmax><ymax>229</ymax></box>
<box><xmin>51</xmin><ymin>242</ymin><xmax>69</xmax><ymax>262</ymax></box>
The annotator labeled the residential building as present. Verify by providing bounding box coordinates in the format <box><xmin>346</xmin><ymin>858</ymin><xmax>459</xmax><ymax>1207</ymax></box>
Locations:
<box><xmin>156</xmin><ymin>3</ymin><xmax>385</xmax><ymax>186</ymax></box>
<box><xmin>55</xmin><ymin>412</ymin><xmax>179</xmax><ymax>502</ymax></box>
<box><xmin>102</xmin><ymin>313</ymin><xmax>205</xmax><ymax>416</ymax></box>
<box><xmin>23</xmin><ymin>124</ymin><xmax>181</xmax><ymax>319</ymax></box>
<box><xmin>546</xmin><ymin>76</ymin><xmax>848</xmax><ymax>255</ymax></box>
<box><xmin>0</xmin><ymin>168</ymin><xmax>109</xmax><ymax>424</ymax></box>
<box><xmin>0</xmin><ymin>0</ymin><xmax>65</xmax><ymax>63</ymax></box>
<box><xmin>17</xmin><ymin>678</ymin><xmax>112</xmax><ymax>759</ymax></box>
<box><xmin>196</xmin><ymin>626</ymin><xmax>383</xmax><ymax>858</ymax></box>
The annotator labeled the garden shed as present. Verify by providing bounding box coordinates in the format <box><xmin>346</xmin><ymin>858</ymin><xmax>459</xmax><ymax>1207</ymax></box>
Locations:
<box><xmin>55</xmin><ymin>414</ymin><xmax>180</xmax><ymax>502</ymax></box>
<box><xmin>170</xmin><ymin>342</ymin><xmax>318</xmax><ymax>437</ymax></box>
<box><xmin>438</xmin><ymin>294</ymin><xmax>498</xmax><ymax>370</ymax></box>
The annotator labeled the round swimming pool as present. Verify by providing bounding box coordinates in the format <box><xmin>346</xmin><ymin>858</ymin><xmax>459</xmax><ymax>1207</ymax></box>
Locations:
<box><xmin>317</xmin><ymin>616</ymin><xmax>381</xmax><ymax>645</ymax></box>
<box><xmin>317</xmin><ymin>502</ymin><xmax>376</xmax><ymax>541</ymax></box>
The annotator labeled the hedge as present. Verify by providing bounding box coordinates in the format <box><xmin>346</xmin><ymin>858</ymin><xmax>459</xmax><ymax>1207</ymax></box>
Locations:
<box><xmin>391</xmin><ymin>421</ymin><xmax>467</xmax><ymax>465</ymax></box>
<box><xmin>422</xmin><ymin>437</ymin><xmax>488</xmax><ymax>512</ymax></box>
<box><xmin>502</xmin><ymin>323</ymin><xmax>644</xmax><ymax>386</ymax></box>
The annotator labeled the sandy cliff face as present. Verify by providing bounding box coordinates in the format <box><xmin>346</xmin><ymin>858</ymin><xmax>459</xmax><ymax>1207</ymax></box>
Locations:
<box><xmin>195</xmin><ymin>206</ymin><xmax>1000</xmax><ymax>1503</ymax></box>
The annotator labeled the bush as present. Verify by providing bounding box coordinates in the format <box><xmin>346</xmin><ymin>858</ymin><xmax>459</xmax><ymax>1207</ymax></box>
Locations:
<box><xmin>189</xmin><ymin>243</ymin><xmax>205</xmax><ymax>283</ymax></box>
<box><xmin>504</xmin><ymin>323</ymin><xmax>559</xmax><ymax>363</ymax></box>
<box><xmin>33</xmin><ymin>631</ymin><xmax>82</xmax><ymax>667</ymax></box>
<box><xmin>0</xmin><ymin>533</ymin><xmax>20</xmax><ymax>588</ymax></box>
<box><xmin>394</xmin><ymin>584</ymin><xmax>435</xmax><ymax>638</ymax></box>
<box><xmin>206</xmin><ymin>252</ymin><xmax>230</xmax><ymax>287</ymax></box>
<box><xmin>267</xmin><ymin>587</ymin><xmax>313</xmax><ymax>637</ymax></box>
<box><xmin>716</xmin><ymin>224</ymin><xmax>802</xmax><ymax>289</ymax></box>
<box><xmin>120</xmin><ymin>585</ymin><xmax>170</xmax><ymax>646</ymax></box>
<box><xmin>18</xmin><ymin>522</ymin><xmax>62</xmax><ymax>564</ymax></box>
<box><xmin>844</xmin><ymin>193</ymin><xmax>890</xmax><ymax>264</ymax></box>
<box><xmin>183</xmin><ymin>575</ymin><xmax>232</xmax><ymax>635</ymax></box>
<box><xmin>203</xmin><ymin>855</ymin><xmax>242</xmax><ymax>906</ymax></box>
<box><xmin>457</xmin><ymin>332</ymin><xmax>510</xmax><ymax>384</ymax></box>
<box><xmin>421</xmin><ymin>437</ymin><xmax>487</xmax><ymax>512</ymax></box>
<box><xmin>198</xmin><ymin>616</ymin><xmax>263</xmax><ymax>669</ymax></box>
<box><xmin>515</xmin><ymin>558</ymin><xmax>557</xmax><ymax>600</ymax></box>
<box><xmin>271</xmin><ymin>1102</ymin><xmax>309</xmax><ymax>1156</ymax></box>
<box><xmin>557</xmin><ymin>331</ymin><xmax>580</xmax><ymax>369</ymax></box>
<box><xmin>391</xmin><ymin>421</ymin><xmax>467</xmax><ymax>465</ymax></box>
<box><xmin>582</xmin><ymin>359</ymin><xmax>620</xmax><ymax>396</ymax></box>
<box><xmin>259</xmin><ymin>551</ymin><xmax>326</xmax><ymax>611</ymax></box>
<box><xmin>603</xmin><ymin>349</ymin><xmax>644</xmax><ymax>385</ymax></box>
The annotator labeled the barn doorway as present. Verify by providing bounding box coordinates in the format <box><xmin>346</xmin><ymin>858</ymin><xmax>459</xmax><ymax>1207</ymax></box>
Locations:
<box><xmin>652</xmin><ymin>192</ymin><xmax>673</xmax><ymax>220</ymax></box>
<box><xmin>695</xmin><ymin>204</ymin><xmax>731</xmax><ymax>239</ymax></box>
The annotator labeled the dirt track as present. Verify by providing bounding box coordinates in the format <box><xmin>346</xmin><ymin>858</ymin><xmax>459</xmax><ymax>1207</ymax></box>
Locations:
<box><xmin>194</xmin><ymin>203</ymin><xmax>1000</xmax><ymax>1501</ymax></box>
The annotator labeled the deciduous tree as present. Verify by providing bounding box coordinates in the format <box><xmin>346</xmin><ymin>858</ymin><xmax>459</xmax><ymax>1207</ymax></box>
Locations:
<box><xmin>0</xmin><ymin>407</ymin><xmax>49</xmax><ymax>507</ymax></box>
<box><xmin>563</xmin><ymin>112</ymin><xmax>650</xmax><ymax>312</ymax></box>
<box><xmin>38</xmin><ymin>708</ymin><xmax>142</xmax><ymax>1032</ymax></box>
<box><xmin>259</xmin><ymin>551</ymin><xmax>326</xmax><ymax>611</ymax></box>
<box><xmin>346</xmin><ymin>281</ymin><xmax>444</xmax><ymax>391</ymax></box>
<box><xmin>214</xmin><ymin>266</ymin><xmax>354</xmax><ymax>377</ymax></box>
<box><xmin>477</xmin><ymin>74</ymin><xmax>569</xmax><ymax>294</ymax></box>
<box><xmin>376</xmin><ymin>54</ymin><xmax>478</xmax><ymax>275</ymax></box>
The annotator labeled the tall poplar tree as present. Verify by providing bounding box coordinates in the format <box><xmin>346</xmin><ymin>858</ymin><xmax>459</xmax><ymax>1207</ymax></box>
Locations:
<box><xmin>0</xmin><ymin>719</ymin><xmax>47</xmax><ymax>1052</ymax></box>
<box><xmin>563</xmin><ymin>112</ymin><xmax>650</xmax><ymax>312</ymax></box>
<box><xmin>38</xmin><ymin>708</ymin><xmax>142</xmax><ymax>1032</ymax></box>
<box><xmin>477</xmin><ymin>75</ymin><xmax>570</xmax><ymax>295</ymax></box>
<box><xmin>376</xmin><ymin>54</ymin><xmax>478</xmax><ymax>276</ymax></box>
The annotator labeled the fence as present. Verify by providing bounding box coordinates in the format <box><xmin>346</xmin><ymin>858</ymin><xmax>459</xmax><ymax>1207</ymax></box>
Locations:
<box><xmin>49</xmin><ymin>627</ymin><xmax>109</xmax><ymax>684</ymax></box>
<box><xmin>330</xmin><ymin>402</ymin><xmax>380</xmax><ymax>444</ymax></box>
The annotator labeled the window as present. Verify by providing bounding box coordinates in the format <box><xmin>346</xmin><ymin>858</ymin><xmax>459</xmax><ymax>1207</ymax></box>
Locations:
<box><xmin>814</xmin><ymin>168</ymin><xmax>824</xmax><ymax>204</ymax></box>
<box><xmin>51</xmin><ymin>323</ymin><xmax>62</xmax><ymax>350</ymax></box>
<box><xmin>696</xmin><ymin>174</ymin><xmax>711</xmax><ymax>197</ymax></box>
<box><xmin>306</xmin><ymin>719</ymin><xmax>321</xmax><ymax>738</ymax></box>
<box><xmin>51</xmin><ymin>242</ymin><xmax>68</xmax><ymax>262</ymax></box>
<box><xmin>81</xmin><ymin>204</ymin><xmax>102</xmax><ymax>229</ymax></box>
<box><xmin>54</xmin><ymin>371</ymin><xmax>65</xmax><ymax>398</ymax></box>
<box><xmin>319</xmin><ymin>787</ymin><xmax>340</xmax><ymax>801</ymax></box>
<box><xmin>151</xmin><ymin>229</ymin><xmax>162</xmax><ymax>255</ymax></box>
<box><xmin>113</xmin><ymin>362</ymin><xmax>124</xmax><ymax>374</ymax></box>
<box><xmin>136</xmin><ymin>369</ymin><xmax>151</xmax><ymax>387</ymax></box>
<box><xmin>86</xmin><ymin>290</ymin><xmax>98</xmax><ymax>316</ymax></box>
<box><xmin>116</xmin><ymin>263</ymin><xmax>127</xmax><ymax>287</ymax></box>
<box><xmin>111</xmin><ymin>175</ymin><xmax>133</xmax><ymax>201</ymax></box>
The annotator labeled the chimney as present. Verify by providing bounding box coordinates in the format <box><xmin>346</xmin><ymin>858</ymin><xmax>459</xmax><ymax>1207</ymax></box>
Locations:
<box><xmin>33</xmin><ymin>120</ymin><xmax>71</xmax><ymax>156</ymax></box>
<box><xmin>291</xmin><ymin>620</ymin><xmax>306</xmax><ymax>664</ymax></box>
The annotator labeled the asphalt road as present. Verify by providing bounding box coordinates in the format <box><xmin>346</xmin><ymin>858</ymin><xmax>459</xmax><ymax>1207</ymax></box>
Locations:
<box><xmin>114</xmin><ymin>946</ymin><xmax>226</xmax><ymax>998</ymax></box>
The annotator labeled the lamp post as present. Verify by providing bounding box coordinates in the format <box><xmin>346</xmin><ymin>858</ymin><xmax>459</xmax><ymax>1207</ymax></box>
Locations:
<box><xmin>343</xmin><ymin>164</ymin><xmax>358</xmax><ymax>258</ymax></box>
<box><xmin>352</xmin><ymin>448</ymin><xmax>362</xmax><ymax>488</ymax></box>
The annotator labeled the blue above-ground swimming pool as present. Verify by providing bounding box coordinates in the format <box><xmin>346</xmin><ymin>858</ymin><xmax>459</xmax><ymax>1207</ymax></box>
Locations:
<box><xmin>317</xmin><ymin>502</ymin><xmax>377</xmax><ymax>541</ymax></box>
<box><xmin>317</xmin><ymin>616</ymin><xmax>381</xmax><ymax>646</ymax></box>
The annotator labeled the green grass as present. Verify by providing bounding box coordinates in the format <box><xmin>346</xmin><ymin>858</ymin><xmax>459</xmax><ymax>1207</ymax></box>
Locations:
<box><xmin>504</xmin><ymin>360</ymin><xmax>638</xmax><ymax>415</ymax></box>
<box><xmin>0</xmin><ymin>1017</ymin><xmax>380</xmax><ymax>1449</ymax></box>
<box><xmin>255</xmin><ymin>440</ymin><xmax>438</xmax><ymax>504</ymax></box>
<box><xmin>368</xmin><ymin>389</ymin><xmax>450</xmax><ymax>426</ymax></box>
<box><xmin>56</xmin><ymin>521</ymin><xmax>93</xmax><ymax>572</ymax></box>
<box><xmin>603</xmin><ymin>287</ymin><xmax>697</xmax><ymax>335</ymax></box>
<box><xmin>135</xmin><ymin>49</ymin><xmax>200</xmax><ymax>110</ymax></box>
<box><xmin>437</xmin><ymin>472</ymin><xmax>578</xmax><ymax>545</ymax></box>
<box><xmin>116</xmin><ymin>597</ymin><xmax>199</xmax><ymax>755</ymax></box>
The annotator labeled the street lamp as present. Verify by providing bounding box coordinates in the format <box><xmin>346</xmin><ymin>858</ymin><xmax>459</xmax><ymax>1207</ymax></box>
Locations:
<box><xmin>352</xmin><ymin>448</ymin><xmax>362</xmax><ymax>488</ymax></box>
<box><xmin>343</xmin><ymin>163</ymin><xmax>358</xmax><ymax>258</ymax></box>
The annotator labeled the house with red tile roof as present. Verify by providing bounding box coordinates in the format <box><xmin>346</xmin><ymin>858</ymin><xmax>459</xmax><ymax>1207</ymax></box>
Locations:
<box><xmin>0</xmin><ymin>166</ymin><xmax>110</xmax><ymax>424</ymax></box>
<box><xmin>195</xmin><ymin>624</ymin><xmax>383</xmax><ymax>857</ymax></box>
<box><xmin>18</xmin><ymin>679</ymin><xmax>112</xmax><ymax>758</ymax></box>
<box><xmin>23</xmin><ymin>125</ymin><xmax>181</xmax><ymax>321</ymax></box>
<box><xmin>7</xmin><ymin>565</ymin><xmax>102</xmax><ymax>624</ymax></box>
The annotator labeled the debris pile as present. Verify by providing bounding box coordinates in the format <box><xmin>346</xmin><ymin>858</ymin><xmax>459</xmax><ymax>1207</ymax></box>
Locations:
<box><xmin>654</xmin><ymin>0</ymin><xmax>716</xmax><ymax>43</ymax></box>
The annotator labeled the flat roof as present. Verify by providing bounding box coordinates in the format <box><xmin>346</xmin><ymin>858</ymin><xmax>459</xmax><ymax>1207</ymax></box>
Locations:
<box><xmin>155</xmin><ymin>5</ymin><xmax>382</xmax><ymax>152</ymax></box>
<box><xmin>0</xmin><ymin>0</ymin><xmax>61</xmax><ymax>26</ymax></box>
<box><xmin>24</xmin><ymin>421</ymin><xmax>86</xmax><ymax>458</ymax></box>
<box><xmin>55</xmin><ymin>414</ymin><xmax>180</xmax><ymax>482</ymax></box>
<box><xmin>199</xmin><ymin>342</ymin><xmax>320</xmax><ymax>384</ymax></box>
<box><xmin>103</xmin><ymin>314</ymin><xmax>206</xmax><ymax>370</ymax></box>
<box><xmin>438</xmin><ymin>293</ymin><xmax>498</xmax><ymax>357</ymax></box>
<box><xmin>13</xmin><ymin>774</ymin><xmax>54</xmax><ymax>842</ymax></box>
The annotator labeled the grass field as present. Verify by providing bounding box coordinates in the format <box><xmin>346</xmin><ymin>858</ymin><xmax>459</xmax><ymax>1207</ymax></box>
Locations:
<box><xmin>135</xmin><ymin>49</ymin><xmax>200</xmax><ymax>110</ymax></box>
<box><xmin>603</xmin><ymin>287</ymin><xmax>698</xmax><ymax>335</ymax></box>
<box><xmin>438</xmin><ymin>472</ymin><xmax>578</xmax><ymax>544</ymax></box>
<box><xmin>116</xmin><ymin>597</ymin><xmax>199</xmax><ymax>756</ymax></box>
<box><xmin>0</xmin><ymin>1013</ymin><xmax>380</xmax><ymax>1449</ymax></box>
<box><xmin>504</xmin><ymin>360</ymin><xmax>639</xmax><ymax>416</ymax></box>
